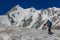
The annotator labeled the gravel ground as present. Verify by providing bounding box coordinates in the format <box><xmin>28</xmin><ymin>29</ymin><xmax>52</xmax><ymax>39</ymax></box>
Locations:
<box><xmin>0</xmin><ymin>26</ymin><xmax>60</xmax><ymax>40</ymax></box>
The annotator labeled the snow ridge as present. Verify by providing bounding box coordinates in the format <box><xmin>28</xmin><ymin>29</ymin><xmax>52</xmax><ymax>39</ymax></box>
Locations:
<box><xmin>0</xmin><ymin>5</ymin><xmax>60</xmax><ymax>29</ymax></box>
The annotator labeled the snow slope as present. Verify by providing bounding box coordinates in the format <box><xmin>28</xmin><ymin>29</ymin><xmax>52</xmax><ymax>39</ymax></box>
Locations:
<box><xmin>0</xmin><ymin>5</ymin><xmax>60</xmax><ymax>29</ymax></box>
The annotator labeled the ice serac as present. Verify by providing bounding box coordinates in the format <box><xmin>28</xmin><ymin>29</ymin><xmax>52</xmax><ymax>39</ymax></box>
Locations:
<box><xmin>0</xmin><ymin>5</ymin><xmax>60</xmax><ymax>29</ymax></box>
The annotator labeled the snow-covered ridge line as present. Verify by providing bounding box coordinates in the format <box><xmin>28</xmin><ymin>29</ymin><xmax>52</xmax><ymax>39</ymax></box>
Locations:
<box><xmin>0</xmin><ymin>5</ymin><xmax>60</xmax><ymax>29</ymax></box>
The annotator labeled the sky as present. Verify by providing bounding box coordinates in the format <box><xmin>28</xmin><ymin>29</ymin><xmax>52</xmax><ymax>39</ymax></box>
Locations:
<box><xmin>0</xmin><ymin>0</ymin><xmax>60</xmax><ymax>15</ymax></box>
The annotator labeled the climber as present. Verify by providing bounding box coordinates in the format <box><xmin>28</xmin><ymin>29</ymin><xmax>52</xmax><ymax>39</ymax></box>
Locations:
<box><xmin>43</xmin><ymin>19</ymin><xmax>52</xmax><ymax>35</ymax></box>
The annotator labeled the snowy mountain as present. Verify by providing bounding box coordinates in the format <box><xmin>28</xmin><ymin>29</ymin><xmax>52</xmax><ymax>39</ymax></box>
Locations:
<box><xmin>0</xmin><ymin>5</ymin><xmax>60</xmax><ymax>29</ymax></box>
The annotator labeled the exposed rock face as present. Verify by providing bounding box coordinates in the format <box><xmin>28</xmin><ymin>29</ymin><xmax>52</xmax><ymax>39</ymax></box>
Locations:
<box><xmin>0</xmin><ymin>5</ymin><xmax>60</xmax><ymax>29</ymax></box>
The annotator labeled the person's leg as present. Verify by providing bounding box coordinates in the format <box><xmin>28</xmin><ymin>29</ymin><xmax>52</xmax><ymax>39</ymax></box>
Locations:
<box><xmin>48</xmin><ymin>25</ymin><xmax>52</xmax><ymax>34</ymax></box>
<box><xmin>48</xmin><ymin>28</ymin><xmax>50</xmax><ymax>34</ymax></box>
<box><xmin>48</xmin><ymin>28</ymin><xmax>51</xmax><ymax>34</ymax></box>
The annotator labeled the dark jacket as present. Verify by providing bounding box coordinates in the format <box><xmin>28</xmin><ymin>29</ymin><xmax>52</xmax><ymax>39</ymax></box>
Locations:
<box><xmin>47</xmin><ymin>20</ymin><xmax>52</xmax><ymax>28</ymax></box>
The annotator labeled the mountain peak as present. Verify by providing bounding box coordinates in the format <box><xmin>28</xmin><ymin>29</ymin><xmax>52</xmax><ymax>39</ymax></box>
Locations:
<box><xmin>14</xmin><ymin>5</ymin><xmax>23</xmax><ymax>9</ymax></box>
<box><xmin>12</xmin><ymin>5</ymin><xmax>23</xmax><ymax>11</ymax></box>
<box><xmin>5</xmin><ymin>5</ymin><xmax>24</xmax><ymax>15</ymax></box>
